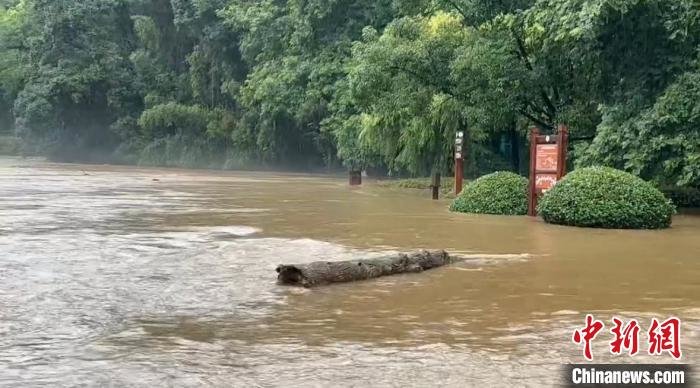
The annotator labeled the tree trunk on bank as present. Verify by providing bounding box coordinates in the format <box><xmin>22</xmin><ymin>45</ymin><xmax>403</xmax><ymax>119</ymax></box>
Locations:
<box><xmin>276</xmin><ymin>250</ymin><xmax>452</xmax><ymax>288</ymax></box>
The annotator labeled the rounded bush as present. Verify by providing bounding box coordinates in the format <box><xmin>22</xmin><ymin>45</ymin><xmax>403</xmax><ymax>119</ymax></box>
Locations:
<box><xmin>450</xmin><ymin>171</ymin><xmax>528</xmax><ymax>215</ymax></box>
<box><xmin>538</xmin><ymin>167</ymin><xmax>675</xmax><ymax>229</ymax></box>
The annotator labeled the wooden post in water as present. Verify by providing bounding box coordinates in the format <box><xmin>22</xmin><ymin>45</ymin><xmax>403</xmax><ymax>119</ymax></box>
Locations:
<box><xmin>431</xmin><ymin>173</ymin><xmax>441</xmax><ymax>200</ymax></box>
<box><xmin>527</xmin><ymin>127</ymin><xmax>539</xmax><ymax>217</ymax></box>
<box><xmin>349</xmin><ymin>170</ymin><xmax>362</xmax><ymax>186</ymax></box>
<box><xmin>454</xmin><ymin>159</ymin><xmax>464</xmax><ymax>195</ymax></box>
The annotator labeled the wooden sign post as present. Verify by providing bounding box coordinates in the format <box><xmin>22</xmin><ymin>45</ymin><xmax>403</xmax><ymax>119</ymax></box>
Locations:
<box><xmin>430</xmin><ymin>173</ymin><xmax>441</xmax><ymax>200</ymax></box>
<box><xmin>528</xmin><ymin>124</ymin><xmax>569</xmax><ymax>216</ymax></box>
<box><xmin>455</xmin><ymin>131</ymin><xmax>465</xmax><ymax>195</ymax></box>
<box><xmin>349</xmin><ymin>170</ymin><xmax>362</xmax><ymax>186</ymax></box>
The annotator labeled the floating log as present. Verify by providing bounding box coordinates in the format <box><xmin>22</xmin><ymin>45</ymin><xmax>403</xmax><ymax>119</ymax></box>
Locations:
<box><xmin>276</xmin><ymin>250</ymin><xmax>452</xmax><ymax>287</ymax></box>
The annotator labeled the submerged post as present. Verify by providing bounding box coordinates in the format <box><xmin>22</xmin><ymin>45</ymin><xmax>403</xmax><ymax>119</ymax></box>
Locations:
<box><xmin>455</xmin><ymin>131</ymin><xmax>465</xmax><ymax>195</ymax></box>
<box><xmin>527</xmin><ymin>127</ymin><xmax>539</xmax><ymax>216</ymax></box>
<box><xmin>431</xmin><ymin>173</ymin><xmax>441</xmax><ymax>200</ymax></box>
<box><xmin>349</xmin><ymin>170</ymin><xmax>362</xmax><ymax>186</ymax></box>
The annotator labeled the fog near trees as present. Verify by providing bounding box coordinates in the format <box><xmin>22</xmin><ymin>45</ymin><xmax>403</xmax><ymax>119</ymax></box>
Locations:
<box><xmin>0</xmin><ymin>0</ymin><xmax>698</xmax><ymax>186</ymax></box>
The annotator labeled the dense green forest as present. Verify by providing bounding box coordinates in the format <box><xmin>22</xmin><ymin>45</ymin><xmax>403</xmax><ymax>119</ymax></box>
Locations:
<box><xmin>0</xmin><ymin>0</ymin><xmax>698</xmax><ymax>186</ymax></box>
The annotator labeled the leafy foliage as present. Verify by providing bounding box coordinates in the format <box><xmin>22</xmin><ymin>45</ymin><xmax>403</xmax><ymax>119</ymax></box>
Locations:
<box><xmin>136</xmin><ymin>102</ymin><xmax>234</xmax><ymax>167</ymax></box>
<box><xmin>138</xmin><ymin>102</ymin><xmax>212</xmax><ymax>139</ymax></box>
<box><xmin>538</xmin><ymin>167</ymin><xmax>675</xmax><ymax>229</ymax></box>
<box><xmin>450</xmin><ymin>171</ymin><xmax>528</xmax><ymax>215</ymax></box>
<box><xmin>0</xmin><ymin>0</ymin><xmax>27</xmax><ymax>132</ymax></box>
<box><xmin>341</xmin><ymin>12</ymin><xmax>473</xmax><ymax>175</ymax></box>
<box><xmin>220</xmin><ymin>0</ymin><xmax>394</xmax><ymax>166</ymax></box>
<box><xmin>0</xmin><ymin>0</ymin><xmax>697</xmax><ymax>183</ymax></box>
<box><xmin>579</xmin><ymin>66</ymin><xmax>700</xmax><ymax>187</ymax></box>
<box><xmin>661</xmin><ymin>186</ymin><xmax>700</xmax><ymax>209</ymax></box>
<box><xmin>8</xmin><ymin>0</ymin><xmax>140</xmax><ymax>159</ymax></box>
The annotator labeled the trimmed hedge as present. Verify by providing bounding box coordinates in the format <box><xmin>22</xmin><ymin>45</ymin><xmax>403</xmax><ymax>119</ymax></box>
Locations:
<box><xmin>450</xmin><ymin>171</ymin><xmax>528</xmax><ymax>215</ymax></box>
<box><xmin>538</xmin><ymin>167</ymin><xmax>675</xmax><ymax>229</ymax></box>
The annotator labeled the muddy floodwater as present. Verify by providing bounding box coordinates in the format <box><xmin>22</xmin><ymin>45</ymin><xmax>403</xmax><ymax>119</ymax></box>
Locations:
<box><xmin>0</xmin><ymin>157</ymin><xmax>698</xmax><ymax>387</ymax></box>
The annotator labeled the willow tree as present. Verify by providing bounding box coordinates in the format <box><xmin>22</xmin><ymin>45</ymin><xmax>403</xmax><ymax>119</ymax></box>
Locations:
<box><xmin>337</xmin><ymin>12</ymin><xmax>472</xmax><ymax>175</ymax></box>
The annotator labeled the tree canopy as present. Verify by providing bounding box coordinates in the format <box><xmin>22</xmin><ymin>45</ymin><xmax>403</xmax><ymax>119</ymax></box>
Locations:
<box><xmin>0</xmin><ymin>0</ymin><xmax>697</xmax><ymax>185</ymax></box>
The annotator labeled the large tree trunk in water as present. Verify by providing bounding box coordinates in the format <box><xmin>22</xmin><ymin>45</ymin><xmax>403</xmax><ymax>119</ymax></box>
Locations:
<box><xmin>276</xmin><ymin>250</ymin><xmax>452</xmax><ymax>288</ymax></box>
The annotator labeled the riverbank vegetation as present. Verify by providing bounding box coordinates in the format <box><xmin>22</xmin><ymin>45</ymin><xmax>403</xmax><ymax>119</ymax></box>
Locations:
<box><xmin>538</xmin><ymin>167</ymin><xmax>675</xmax><ymax>229</ymax></box>
<box><xmin>661</xmin><ymin>187</ymin><xmax>700</xmax><ymax>209</ymax></box>
<box><xmin>450</xmin><ymin>171</ymin><xmax>528</xmax><ymax>215</ymax></box>
<box><xmin>0</xmin><ymin>0</ymin><xmax>698</xmax><ymax>192</ymax></box>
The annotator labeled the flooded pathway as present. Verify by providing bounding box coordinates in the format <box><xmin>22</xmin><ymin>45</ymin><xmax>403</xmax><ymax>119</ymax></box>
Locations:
<box><xmin>0</xmin><ymin>158</ymin><xmax>698</xmax><ymax>386</ymax></box>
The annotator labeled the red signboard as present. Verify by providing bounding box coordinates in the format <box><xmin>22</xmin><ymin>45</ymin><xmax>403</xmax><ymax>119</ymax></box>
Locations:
<box><xmin>535</xmin><ymin>173</ymin><xmax>558</xmax><ymax>191</ymax></box>
<box><xmin>536</xmin><ymin>144</ymin><xmax>558</xmax><ymax>171</ymax></box>
<box><xmin>528</xmin><ymin>125</ymin><xmax>569</xmax><ymax>216</ymax></box>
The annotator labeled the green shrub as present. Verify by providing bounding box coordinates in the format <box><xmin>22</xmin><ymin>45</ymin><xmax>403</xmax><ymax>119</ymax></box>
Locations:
<box><xmin>538</xmin><ymin>167</ymin><xmax>675</xmax><ymax>229</ymax></box>
<box><xmin>661</xmin><ymin>186</ymin><xmax>700</xmax><ymax>208</ymax></box>
<box><xmin>450</xmin><ymin>171</ymin><xmax>528</xmax><ymax>215</ymax></box>
<box><xmin>138</xmin><ymin>102</ymin><xmax>212</xmax><ymax>139</ymax></box>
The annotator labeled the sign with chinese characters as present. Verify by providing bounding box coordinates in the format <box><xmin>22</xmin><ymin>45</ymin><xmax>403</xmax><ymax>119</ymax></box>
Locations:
<box><xmin>535</xmin><ymin>173</ymin><xmax>558</xmax><ymax>191</ymax></box>
<box><xmin>528</xmin><ymin>125</ymin><xmax>569</xmax><ymax>216</ymax></box>
<box><xmin>535</xmin><ymin>144</ymin><xmax>558</xmax><ymax>171</ymax></box>
<box><xmin>572</xmin><ymin>314</ymin><xmax>682</xmax><ymax>361</ymax></box>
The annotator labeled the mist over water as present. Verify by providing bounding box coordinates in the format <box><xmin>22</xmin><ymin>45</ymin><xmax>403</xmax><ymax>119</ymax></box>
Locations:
<box><xmin>0</xmin><ymin>158</ymin><xmax>698</xmax><ymax>387</ymax></box>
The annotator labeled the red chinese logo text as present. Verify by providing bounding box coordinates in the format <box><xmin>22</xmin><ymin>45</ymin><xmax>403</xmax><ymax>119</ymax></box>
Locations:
<box><xmin>572</xmin><ymin>314</ymin><xmax>605</xmax><ymax>361</ymax></box>
<box><xmin>648</xmin><ymin>317</ymin><xmax>682</xmax><ymax>359</ymax></box>
<box><xmin>572</xmin><ymin>315</ymin><xmax>682</xmax><ymax>361</ymax></box>
<box><xmin>610</xmin><ymin>317</ymin><xmax>640</xmax><ymax>356</ymax></box>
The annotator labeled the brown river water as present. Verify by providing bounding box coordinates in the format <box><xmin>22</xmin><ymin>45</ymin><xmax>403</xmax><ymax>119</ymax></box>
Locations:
<box><xmin>0</xmin><ymin>157</ymin><xmax>698</xmax><ymax>387</ymax></box>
